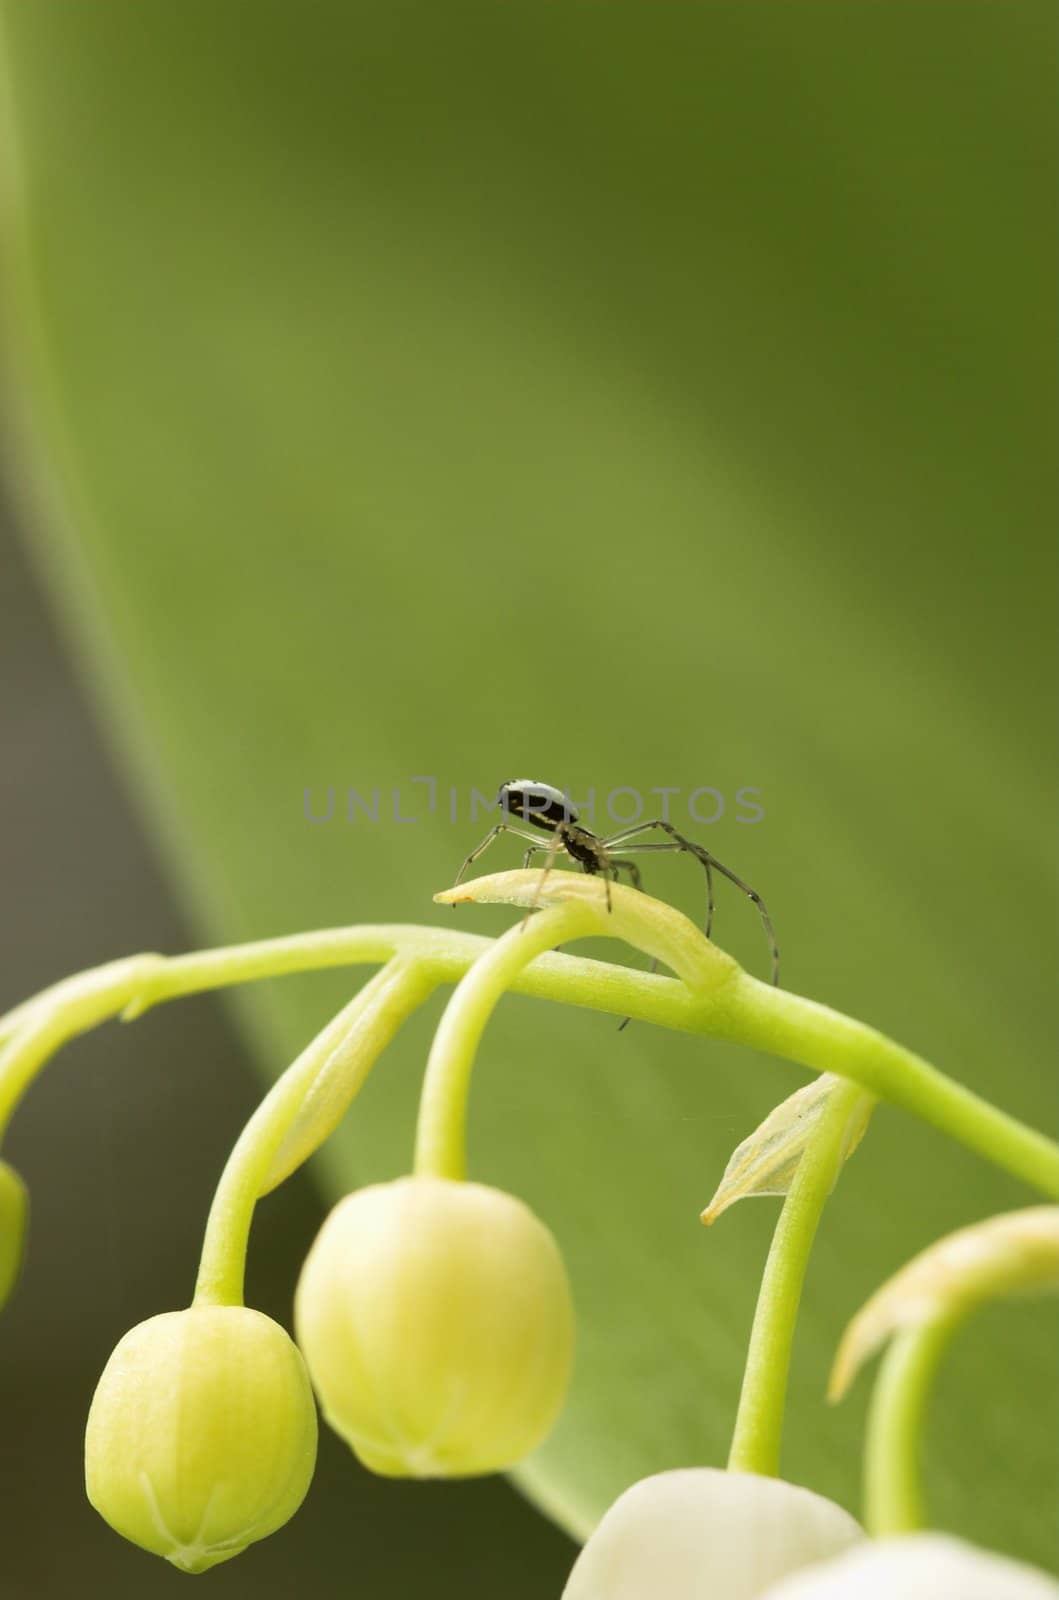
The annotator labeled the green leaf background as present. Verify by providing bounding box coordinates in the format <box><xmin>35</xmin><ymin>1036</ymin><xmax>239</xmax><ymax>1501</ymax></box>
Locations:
<box><xmin>1</xmin><ymin>0</ymin><xmax>1055</xmax><ymax>1574</ymax></box>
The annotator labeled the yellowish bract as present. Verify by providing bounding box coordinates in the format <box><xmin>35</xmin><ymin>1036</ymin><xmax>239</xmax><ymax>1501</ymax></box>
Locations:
<box><xmin>85</xmin><ymin>1306</ymin><xmax>318</xmax><ymax>1573</ymax></box>
<box><xmin>295</xmin><ymin>1176</ymin><xmax>574</xmax><ymax>1477</ymax></box>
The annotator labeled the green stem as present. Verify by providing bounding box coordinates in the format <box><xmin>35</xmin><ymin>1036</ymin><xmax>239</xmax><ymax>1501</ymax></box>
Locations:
<box><xmin>193</xmin><ymin>957</ymin><xmax>433</xmax><ymax>1306</ymax></box>
<box><xmin>414</xmin><ymin>875</ymin><xmax>741</xmax><ymax>1181</ymax></box>
<box><xmin>0</xmin><ymin>926</ymin><xmax>710</xmax><ymax>1050</ymax></box>
<box><xmin>0</xmin><ymin>955</ymin><xmax>162</xmax><ymax>1138</ymax></box>
<box><xmin>414</xmin><ymin>902</ymin><xmax>604</xmax><ymax>1180</ymax></box>
<box><xmin>863</xmin><ymin>1316</ymin><xmax>958</xmax><ymax>1536</ymax></box>
<box><xmin>718</xmin><ymin>974</ymin><xmax>1059</xmax><ymax>1199</ymax></box>
<box><xmin>727</xmin><ymin>1080</ymin><xmax>868</xmax><ymax>1476</ymax></box>
<box><xmin>2</xmin><ymin>907</ymin><xmax>1056</xmax><ymax>1196</ymax></box>
<box><xmin>835</xmin><ymin>1210</ymin><xmax>1059</xmax><ymax>1533</ymax></box>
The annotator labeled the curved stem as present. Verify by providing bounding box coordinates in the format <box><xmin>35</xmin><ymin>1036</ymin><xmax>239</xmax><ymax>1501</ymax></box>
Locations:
<box><xmin>2</xmin><ymin>897</ymin><xmax>1056</xmax><ymax>1196</ymax></box>
<box><xmin>833</xmin><ymin>1210</ymin><xmax>1058</xmax><ymax>1534</ymax></box>
<box><xmin>718</xmin><ymin>974</ymin><xmax>1059</xmax><ymax>1199</ymax></box>
<box><xmin>727</xmin><ymin>1080</ymin><xmax>868</xmax><ymax>1476</ymax></box>
<box><xmin>414</xmin><ymin>902</ymin><xmax>604</xmax><ymax>1180</ymax></box>
<box><xmin>193</xmin><ymin>957</ymin><xmax>433</xmax><ymax>1306</ymax></box>
<box><xmin>863</xmin><ymin>1316</ymin><xmax>958</xmax><ymax>1536</ymax></box>
<box><xmin>0</xmin><ymin>925</ymin><xmax>712</xmax><ymax>1050</ymax></box>
<box><xmin>413</xmin><ymin>876</ymin><xmax>740</xmax><ymax>1181</ymax></box>
<box><xmin>0</xmin><ymin>955</ymin><xmax>161</xmax><ymax>1138</ymax></box>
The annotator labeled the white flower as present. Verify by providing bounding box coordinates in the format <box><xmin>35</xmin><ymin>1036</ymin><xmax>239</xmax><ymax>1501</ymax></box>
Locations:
<box><xmin>561</xmin><ymin>1468</ymin><xmax>862</xmax><ymax>1600</ymax></box>
<box><xmin>761</xmin><ymin>1534</ymin><xmax>1059</xmax><ymax>1598</ymax></box>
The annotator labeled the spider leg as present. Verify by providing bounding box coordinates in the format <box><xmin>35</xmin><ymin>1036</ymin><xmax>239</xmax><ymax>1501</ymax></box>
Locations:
<box><xmin>520</xmin><ymin>843</ymin><xmax>582</xmax><ymax>950</ymax></box>
<box><xmin>706</xmin><ymin>854</ymin><xmax>779</xmax><ymax>986</ymax></box>
<box><xmin>522</xmin><ymin>843</ymin><xmax>572</xmax><ymax>869</ymax></box>
<box><xmin>522</xmin><ymin>828</ymin><xmax>568</xmax><ymax>925</ymax></box>
<box><xmin>600</xmin><ymin>820</ymin><xmax>777</xmax><ymax>984</ymax></box>
<box><xmin>600</xmin><ymin>828</ymin><xmax>715</xmax><ymax>939</ymax></box>
<box><xmin>605</xmin><ymin>857</ymin><xmax>656</xmax><ymax>1032</ymax></box>
<box><xmin>454</xmin><ymin>823</ymin><xmax>546</xmax><ymax>885</ymax></box>
<box><xmin>608</xmin><ymin>857</ymin><xmax>642</xmax><ymax>891</ymax></box>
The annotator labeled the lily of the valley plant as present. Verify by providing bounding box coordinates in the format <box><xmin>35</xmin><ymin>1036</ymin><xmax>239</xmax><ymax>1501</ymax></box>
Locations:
<box><xmin>1</xmin><ymin>869</ymin><xmax>1057</xmax><ymax>1590</ymax></box>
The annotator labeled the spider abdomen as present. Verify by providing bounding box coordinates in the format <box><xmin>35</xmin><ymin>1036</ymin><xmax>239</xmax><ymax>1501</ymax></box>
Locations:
<box><xmin>497</xmin><ymin>780</ymin><xmax>577</xmax><ymax>832</ymax></box>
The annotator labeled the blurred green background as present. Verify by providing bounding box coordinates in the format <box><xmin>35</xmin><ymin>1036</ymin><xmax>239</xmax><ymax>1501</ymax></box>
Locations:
<box><xmin>0</xmin><ymin>1</ymin><xmax>1055</xmax><ymax>1593</ymax></box>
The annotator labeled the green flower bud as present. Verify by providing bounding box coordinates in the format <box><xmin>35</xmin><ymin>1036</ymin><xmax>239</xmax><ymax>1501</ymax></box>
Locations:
<box><xmin>295</xmin><ymin>1176</ymin><xmax>574</xmax><ymax>1477</ymax></box>
<box><xmin>85</xmin><ymin>1306</ymin><xmax>317</xmax><ymax>1573</ymax></box>
<box><xmin>0</xmin><ymin>1160</ymin><xmax>28</xmax><ymax>1310</ymax></box>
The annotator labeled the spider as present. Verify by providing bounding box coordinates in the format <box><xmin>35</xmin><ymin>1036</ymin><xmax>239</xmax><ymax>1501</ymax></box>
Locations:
<box><xmin>454</xmin><ymin>779</ymin><xmax>779</xmax><ymax>992</ymax></box>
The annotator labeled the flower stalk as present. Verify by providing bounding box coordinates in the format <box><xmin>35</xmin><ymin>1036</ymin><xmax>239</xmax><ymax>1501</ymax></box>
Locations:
<box><xmin>1</xmin><ymin>874</ymin><xmax>1055</xmax><ymax>1201</ymax></box>
<box><xmin>194</xmin><ymin>956</ymin><xmax>436</xmax><ymax>1307</ymax></box>
<box><xmin>861</xmin><ymin>1316</ymin><xmax>958</xmax><ymax>1536</ymax></box>
<box><xmin>0</xmin><ymin>867</ymin><xmax>1055</xmax><ymax>1574</ymax></box>
<box><xmin>715</xmin><ymin>978</ymin><xmax>1059</xmax><ymax>1202</ymax></box>
<box><xmin>725</xmin><ymin>1079</ymin><xmax>871</xmax><ymax>1477</ymax></box>
<box><xmin>830</xmin><ymin>1207</ymin><xmax>1059</xmax><ymax>1536</ymax></box>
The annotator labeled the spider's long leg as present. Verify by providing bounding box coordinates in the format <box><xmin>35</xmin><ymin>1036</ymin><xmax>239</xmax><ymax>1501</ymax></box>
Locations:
<box><xmin>601</xmin><ymin>821</ymin><xmax>777</xmax><ymax>984</ymax></box>
<box><xmin>601</xmin><ymin>828</ymin><xmax>715</xmax><ymax>939</ymax></box>
<box><xmin>706</xmin><ymin>854</ymin><xmax>779</xmax><ymax>986</ymax></box>
<box><xmin>522</xmin><ymin>843</ymin><xmax>579</xmax><ymax>952</ymax></box>
<box><xmin>608</xmin><ymin>857</ymin><xmax>642</xmax><ymax>891</ymax></box>
<box><xmin>606</xmin><ymin>857</ymin><xmax>656</xmax><ymax>1032</ymax></box>
<box><xmin>454</xmin><ymin>823</ymin><xmax>544</xmax><ymax>885</ymax></box>
<box><xmin>522</xmin><ymin>828</ymin><xmax>568</xmax><ymax>924</ymax></box>
<box><xmin>521</xmin><ymin>843</ymin><xmax>583</xmax><ymax>953</ymax></box>
<box><xmin>522</xmin><ymin>843</ymin><xmax>572</xmax><ymax>869</ymax></box>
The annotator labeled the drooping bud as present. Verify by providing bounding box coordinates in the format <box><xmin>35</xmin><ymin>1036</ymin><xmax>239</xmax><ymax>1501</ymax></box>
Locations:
<box><xmin>0</xmin><ymin>1159</ymin><xmax>28</xmax><ymax>1310</ymax></box>
<box><xmin>561</xmin><ymin>1468</ymin><xmax>863</xmax><ymax>1600</ymax></box>
<box><xmin>295</xmin><ymin>1176</ymin><xmax>574</xmax><ymax>1477</ymax></box>
<box><xmin>85</xmin><ymin>1306</ymin><xmax>317</xmax><ymax>1573</ymax></box>
<box><xmin>761</xmin><ymin>1533</ymin><xmax>1059</xmax><ymax>1599</ymax></box>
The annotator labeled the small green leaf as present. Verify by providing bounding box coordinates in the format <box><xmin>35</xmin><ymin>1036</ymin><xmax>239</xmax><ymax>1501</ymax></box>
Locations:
<box><xmin>702</xmin><ymin>1075</ymin><xmax>873</xmax><ymax>1225</ymax></box>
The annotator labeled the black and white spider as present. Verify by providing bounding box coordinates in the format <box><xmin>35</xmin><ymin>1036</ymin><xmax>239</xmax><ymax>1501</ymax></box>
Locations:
<box><xmin>454</xmin><ymin>778</ymin><xmax>779</xmax><ymax>986</ymax></box>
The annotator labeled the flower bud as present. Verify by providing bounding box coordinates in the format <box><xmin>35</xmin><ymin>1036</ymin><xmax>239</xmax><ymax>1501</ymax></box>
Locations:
<box><xmin>295</xmin><ymin>1176</ymin><xmax>574</xmax><ymax>1477</ymax></box>
<box><xmin>762</xmin><ymin>1534</ymin><xmax>1059</xmax><ymax>1599</ymax></box>
<box><xmin>85</xmin><ymin>1306</ymin><xmax>317</xmax><ymax>1573</ymax></box>
<box><xmin>562</xmin><ymin>1469</ymin><xmax>862</xmax><ymax>1600</ymax></box>
<box><xmin>0</xmin><ymin>1159</ymin><xmax>28</xmax><ymax>1310</ymax></box>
